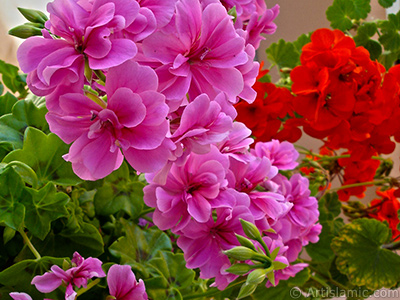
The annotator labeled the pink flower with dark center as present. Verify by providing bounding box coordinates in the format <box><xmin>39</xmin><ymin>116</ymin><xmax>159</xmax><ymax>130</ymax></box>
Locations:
<box><xmin>142</xmin><ymin>0</ymin><xmax>250</xmax><ymax>109</ymax></box>
<box><xmin>144</xmin><ymin>146</ymin><xmax>232</xmax><ymax>231</ymax></box>
<box><xmin>31</xmin><ymin>252</ymin><xmax>105</xmax><ymax>300</ymax></box>
<box><xmin>46</xmin><ymin>60</ymin><xmax>172</xmax><ymax>180</ymax></box>
<box><xmin>107</xmin><ymin>264</ymin><xmax>148</xmax><ymax>300</ymax></box>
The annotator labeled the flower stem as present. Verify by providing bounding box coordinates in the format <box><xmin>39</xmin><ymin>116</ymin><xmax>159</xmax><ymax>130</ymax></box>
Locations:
<box><xmin>94</xmin><ymin>69</ymin><xmax>106</xmax><ymax>83</ymax></box>
<box><xmin>329</xmin><ymin>180</ymin><xmax>387</xmax><ymax>192</ymax></box>
<box><xmin>76</xmin><ymin>278</ymin><xmax>101</xmax><ymax>298</ymax></box>
<box><xmin>19</xmin><ymin>229</ymin><xmax>41</xmax><ymax>260</ymax></box>
<box><xmin>308</xmin><ymin>265</ymin><xmax>348</xmax><ymax>290</ymax></box>
<box><xmin>183</xmin><ymin>278</ymin><xmax>247</xmax><ymax>300</ymax></box>
<box><xmin>138</xmin><ymin>207</ymin><xmax>155</xmax><ymax>218</ymax></box>
<box><xmin>7</xmin><ymin>161</ymin><xmax>38</xmax><ymax>189</ymax></box>
<box><xmin>382</xmin><ymin>240</ymin><xmax>400</xmax><ymax>250</ymax></box>
<box><xmin>257</xmin><ymin>237</ymin><xmax>271</xmax><ymax>257</ymax></box>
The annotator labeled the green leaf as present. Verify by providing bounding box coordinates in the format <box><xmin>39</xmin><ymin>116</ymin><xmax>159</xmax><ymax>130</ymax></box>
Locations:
<box><xmin>354</xmin><ymin>22</ymin><xmax>382</xmax><ymax>60</ymax></box>
<box><xmin>109</xmin><ymin>219</ymin><xmax>172</xmax><ymax>265</ymax></box>
<box><xmin>306</xmin><ymin>222</ymin><xmax>335</xmax><ymax>262</ymax></box>
<box><xmin>0</xmin><ymin>256</ymin><xmax>65</xmax><ymax>299</ymax></box>
<box><xmin>146</xmin><ymin>251</ymin><xmax>196</xmax><ymax>300</ymax></box>
<box><xmin>3</xmin><ymin>226</ymin><xmax>16</xmax><ymax>245</ymax></box>
<box><xmin>3</xmin><ymin>127</ymin><xmax>81</xmax><ymax>186</ymax></box>
<box><xmin>94</xmin><ymin>162</ymin><xmax>145</xmax><ymax>218</ymax></box>
<box><xmin>319</xmin><ymin>193</ymin><xmax>341</xmax><ymax>221</ymax></box>
<box><xmin>379</xmin><ymin>11</ymin><xmax>400</xmax><ymax>52</ymax></box>
<box><xmin>57</xmin><ymin>222</ymin><xmax>104</xmax><ymax>257</ymax></box>
<box><xmin>0</xmin><ymin>93</ymin><xmax>18</xmax><ymax>117</ymax></box>
<box><xmin>21</xmin><ymin>183</ymin><xmax>70</xmax><ymax>240</ymax></box>
<box><xmin>0</xmin><ymin>114</ymin><xmax>25</xmax><ymax>151</ymax></box>
<box><xmin>266</xmin><ymin>39</ymin><xmax>301</xmax><ymax>70</ymax></box>
<box><xmin>12</xmin><ymin>97</ymin><xmax>49</xmax><ymax>132</ymax></box>
<box><xmin>326</xmin><ymin>0</ymin><xmax>371</xmax><ymax>31</ymax></box>
<box><xmin>292</xmin><ymin>33</ymin><xmax>311</xmax><ymax>53</ymax></box>
<box><xmin>378</xmin><ymin>51</ymin><xmax>400</xmax><ymax>70</ymax></box>
<box><xmin>0</xmin><ymin>167</ymin><xmax>25</xmax><ymax>230</ymax></box>
<box><xmin>326</xmin><ymin>0</ymin><xmax>354</xmax><ymax>31</ymax></box>
<box><xmin>29</xmin><ymin>222</ymin><xmax>104</xmax><ymax>258</ymax></box>
<box><xmin>351</xmin><ymin>0</ymin><xmax>371</xmax><ymax>19</ymax></box>
<box><xmin>379</xmin><ymin>0</ymin><xmax>396</xmax><ymax>8</ymax></box>
<box><xmin>331</xmin><ymin>218</ymin><xmax>400</xmax><ymax>290</ymax></box>
<box><xmin>0</xmin><ymin>60</ymin><xmax>27</xmax><ymax>95</ymax></box>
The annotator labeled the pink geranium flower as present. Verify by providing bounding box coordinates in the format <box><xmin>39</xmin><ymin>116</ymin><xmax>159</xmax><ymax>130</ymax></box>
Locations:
<box><xmin>144</xmin><ymin>146</ymin><xmax>232</xmax><ymax>231</ymax></box>
<box><xmin>142</xmin><ymin>0</ymin><xmax>251</xmax><ymax>109</ymax></box>
<box><xmin>171</xmin><ymin>93</ymin><xmax>233</xmax><ymax>154</ymax></box>
<box><xmin>46</xmin><ymin>60</ymin><xmax>173</xmax><ymax>180</ymax></box>
<box><xmin>9</xmin><ymin>293</ymin><xmax>53</xmax><ymax>300</ymax></box>
<box><xmin>252</xmin><ymin>140</ymin><xmax>299</xmax><ymax>170</ymax></box>
<box><xmin>17</xmin><ymin>0</ymin><xmax>141</xmax><ymax>110</ymax></box>
<box><xmin>31</xmin><ymin>252</ymin><xmax>105</xmax><ymax>300</ymax></box>
<box><xmin>268</xmin><ymin>173</ymin><xmax>321</xmax><ymax>262</ymax></box>
<box><xmin>107</xmin><ymin>264</ymin><xmax>148</xmax><ymax>300</ymax></box>
<box><xmin>177</xmin><ymin>199</ymin><xmax>253</xmax><ymax>290</ymax></box>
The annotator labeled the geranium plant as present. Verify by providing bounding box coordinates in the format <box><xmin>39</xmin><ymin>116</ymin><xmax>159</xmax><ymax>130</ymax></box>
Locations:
<box><xmin>0</xmin><ymin>0</ymin><xmax>400</xmax><ymax>299</ymax></box>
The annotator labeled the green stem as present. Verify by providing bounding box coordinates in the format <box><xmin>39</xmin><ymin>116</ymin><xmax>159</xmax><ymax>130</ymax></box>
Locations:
<box><xmin>7</xmin><ymin>161</ymin><xmax>38</xmax><ymax>189</ymax></box>
<box><xmin>138</xmin><ymin>208</ymin><xmax>155</xmax><ymax>218</ymax></box>
<box><xmin>310</xmin><ymin>274</ymin><xmax>329</xmax><ymax>287</ymax></box>
<box><xmin>183</xmin><ymin>279</ymin><xmax>247</xmax><ymax>300</ymax></box>
<box><xmin>257</xmin><ymin>237</ymin><xmax>271</xmax><ymax>258</ymax></box>
<box><xmin>76</xmin><ymin>278</ymin><xmax>101</xmax><ymax>297</ymax></box>
<box><xmin>297</xmin><ymin>149</ymin><xmax>387</xmax><ymax>162</ymax></box>
<box><xmin>19</xmin><ymin>229</ymin><xmax>41</xmax><ymax>260</ymax></box>
<box><xmin>382</xmin><ymin>240</ymin><xmax>400</xmax><ymax>250</ymax></box>
<box><xmin>329</xmin><ymin>179</ymin><xmax>387</xmax><ymax>192</ymax></box>
<box><xmin>94</xmin><ymin>69</ymin><xmax>106</xmax><ymax>83</ymax></box>
<box><xmin>308</xmin><ymin>265</ymin><xmax>348</xmax><ymax>290</ymax></box>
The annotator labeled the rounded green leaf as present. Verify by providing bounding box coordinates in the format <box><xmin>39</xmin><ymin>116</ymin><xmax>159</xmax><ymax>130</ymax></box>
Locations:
<box><xmin>331</xmin><ymin>218</ymin><xmax>400</xmax><ymax>290</ymax></box>
<box><xmin>3</xmin><ymin>127</ymin><xmax>81</xmax><ymax>186</ymax></box>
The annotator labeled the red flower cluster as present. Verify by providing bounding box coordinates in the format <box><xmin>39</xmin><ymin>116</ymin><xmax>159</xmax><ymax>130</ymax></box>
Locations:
<box><xmin>291</xmin><ymin>28</ymin><xmax>400</xmax><ymax>200</ymax></box>
<box><xmin>336</xmin><ymin>154</ymin><xmax>380</xmax><ymax>201</ymax></box>
<box><xmin>368</xmin><ymin>189</ymin><xmax>400</xmax><ymax>241</ymax></box>
<box><xmin>235</xmin><ymin>63</ymin><xmax>301</xmax><ymax>143</ymax></box>
<box><xmin>291</xmin><ymin>28</ymin><xmax>398</xmax><ymax>157</ymax></box>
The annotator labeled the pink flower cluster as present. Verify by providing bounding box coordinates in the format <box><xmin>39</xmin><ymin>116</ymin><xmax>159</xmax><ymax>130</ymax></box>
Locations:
<box><xmin>144</xmin><ymin>139</ymin><xmax>321</xmax><ymax>289</ymax></box>
<box><xmin>17</xmin><ymin>0</ymin><xmax>279</xmax><ymax>180</ymax></box>
<box><xmin>10</xmin><ymin>252</ymin><xmax>147</xmax><ymax>300</ymax></box>
<box><xmin>17</xmin><ymin>0</ymin><xmax>319</xmax><ymax>292</ymax></box>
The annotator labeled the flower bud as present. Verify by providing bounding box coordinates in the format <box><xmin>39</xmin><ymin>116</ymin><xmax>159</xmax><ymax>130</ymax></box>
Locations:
<box><xmin>224</xmin><ymin>246</ymin><xmax>268</xmax><ymax>262</ymax></box>
<box><xmin>237</xmin><ymin>283</ymin><xmax>257</xmax><ymax>299</ymax></box>
<box><xmin>240</xmin><ymin>219</ymin><xmax>262</xmax><ymax>241</ymax></box>
<box><xmin>9</xmin><ymin>24</ymin><xmax>43</xmax><ymax>39</ymax></box>
<box><xmin>224</xmin><ymin>246</ymin><xmax>257</xmax><ymax>260</ymax></box>
<box><xmin>17</xmin><ymin>7</ymin><xmax>48</xmax><ymax>24</ymax></box>
<box><xmin>225</xmin><ymin>263</ymin><xmax>254</xmax><ymax>275</ymax></box>
<box><xmin>235</xmin><ymin>234</ymin><xmax>256</xmax><ymax>251</ymax></box>
<box><xmin>246</xmin><ymin>269</ymin><xmax>268</xmax><ymax>285</ymax></box>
